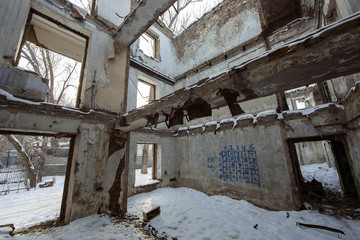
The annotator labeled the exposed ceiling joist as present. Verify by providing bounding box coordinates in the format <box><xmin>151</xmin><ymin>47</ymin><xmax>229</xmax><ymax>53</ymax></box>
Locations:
<box><xmin>115</xmin><ymin>11</ymin><xmax>360</xmax><ymax>132</ymax></box>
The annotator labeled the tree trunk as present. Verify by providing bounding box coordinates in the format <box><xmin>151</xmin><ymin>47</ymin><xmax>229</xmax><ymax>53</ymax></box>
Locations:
<box><xmin>37</xmin><ymin>150</ymin><xmax>46</xmax><ymax>183</ymax></box>
<box><xmin>141</xmin><ymin>144</ymin><xmax>149</xmax><ymax>174</ymax></box>
<box><xmin>5</xmin><ymin>135</ymin><xmax>37</xmax><ymax>188</ymax></box>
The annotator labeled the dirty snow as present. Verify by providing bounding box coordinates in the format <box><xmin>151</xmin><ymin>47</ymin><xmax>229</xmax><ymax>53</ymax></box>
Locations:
<box><xmin>300</xmin><ymin>163</ymin><xmax>343</xmax><ymax>194</ymax></box>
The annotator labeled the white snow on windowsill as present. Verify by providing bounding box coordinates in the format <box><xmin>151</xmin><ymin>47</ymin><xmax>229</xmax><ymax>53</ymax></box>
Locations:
<box><xmin>134</xmin><ymin>167</ymin><xmax>160</xmax><ymax>188</ymax></box>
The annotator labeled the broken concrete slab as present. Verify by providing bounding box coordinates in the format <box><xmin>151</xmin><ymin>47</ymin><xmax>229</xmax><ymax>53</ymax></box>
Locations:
<box><xmin>143</xmin><ymin>205</ymin><xmax>160</xmax><ymax>221</ymax></box>
<box><xmin>0</xmin><ymin>67</ymin><xmax>48</xmax><ymax>102</ymax></box>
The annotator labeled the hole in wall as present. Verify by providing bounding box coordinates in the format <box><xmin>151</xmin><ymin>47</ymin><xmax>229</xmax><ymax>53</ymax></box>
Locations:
<box><xmin>288</xmin><ymin>136</ymin><xmax>359</xmax><ymax>216</ymax></box>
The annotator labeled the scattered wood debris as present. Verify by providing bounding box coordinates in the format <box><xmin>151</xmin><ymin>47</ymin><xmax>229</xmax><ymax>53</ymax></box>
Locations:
<box><xmin>0</xmin><ymin>224</ymin><xmax>15</xmax><ymax>236</ymax></box>
<box><xmin>296</xmin><ymin>222</ymin><xmax>345</xmax><ymax>235</ymax></box>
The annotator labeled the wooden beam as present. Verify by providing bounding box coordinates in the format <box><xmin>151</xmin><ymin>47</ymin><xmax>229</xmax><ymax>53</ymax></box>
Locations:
<box><xmin>114</xmin><ymin>0</ymin><xmax>177</xmax><ymax>49</ymax></box>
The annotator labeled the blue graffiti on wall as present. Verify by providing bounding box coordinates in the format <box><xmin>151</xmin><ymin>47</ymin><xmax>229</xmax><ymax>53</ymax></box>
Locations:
<box><xmin>208</xmin><ymin>144</ymin><xmax>260</xmax><ymax>186</ymax></box>
<box><xmin>207</xmin><ymin>156</ymin><xmax>216</xmax><ymax>172</ymax></box>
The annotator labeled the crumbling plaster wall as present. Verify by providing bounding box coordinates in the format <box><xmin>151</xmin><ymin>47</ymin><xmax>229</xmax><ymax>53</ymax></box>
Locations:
<box><xmin>82</xmin><ymin>33</ymin><xmax>128</xmax><ymax>113</ymax></box>
<box><xmin>65</xmin><ymin>123</ymin><xmax>127</xmax><ymax>221</ymax></box>
<box><xmin>175</xmin><ymin>123</ymin><xmax>298</xmax><ymax>211</ymax></box>
<box><xmin>173</xmin><ymin>0</ymin><xmax>263</xmax><ymax>83</ymax></box>
<box><xmin>127</xmin><ymin>129</ymin><xmax>177</xmax><ymax>197</ymax></box>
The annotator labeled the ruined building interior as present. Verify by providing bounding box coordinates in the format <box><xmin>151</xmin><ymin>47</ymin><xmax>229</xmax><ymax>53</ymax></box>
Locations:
<box><xmin>1</xmin><ymin>0</ymin><xmax>360</xmax><ymax>237</ymax></box>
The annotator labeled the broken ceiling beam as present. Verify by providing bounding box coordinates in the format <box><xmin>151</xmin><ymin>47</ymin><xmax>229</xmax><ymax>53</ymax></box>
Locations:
<box><xmin>219</xmin><ymin>89</ymin><xmax>245</xmax><ymax>116</ymax></box>
<box><xmin>114</xmin><ymin>0</ymin><xmax>177</xmax><ymax>49</ymax></box>
<box><xmin>115</xmin><ymin>12</ymin><xmax>360</xmax><ymax>132</ymax></box>
<box><xmin>183</xmin><ymin>98</ymin><xmax>212</xmax><ymax>121</ymax></box>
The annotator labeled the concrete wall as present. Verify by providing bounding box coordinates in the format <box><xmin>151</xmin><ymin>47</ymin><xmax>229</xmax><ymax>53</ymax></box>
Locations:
<box><xmin>127</xmin><ymin>129</ymin><xmax>177</xmax><ymax>196</ymax></box>
<box><xmin>295</xmin><ymin>141</ymin><xmax>335</xmax><ymax>167</ymax></box>
<box><xmin>66</xmin><ymin>123</ymin><xmax>127</xmax><ymax>221</ymax></box>
<box><xmin>0</xmin><ymin>0</ymin><xmax>30</xmax><ymax>67</ymax></box>
<box><xmin>344</xmin><ymin>82</ymin><xmax>360</xmax><ymax>199</ymax></box>
<box><xmin>173</xmin><ymin>1</ymin><xmax>262</xmax><ymax>78</ymax></box>
<box><xmin>95</xmin><ymin>0</ymin><xmax>131</xmax><ymax>26</ymax></box>
<box><xmin>175</xmin><ymin>123</ymin><xmax>298</xmax><ymax>211</ymax></box>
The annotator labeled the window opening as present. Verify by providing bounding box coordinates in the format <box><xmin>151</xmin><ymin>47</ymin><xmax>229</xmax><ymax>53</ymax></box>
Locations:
<box><xmin>134</xmin><ymin>143</ymin><xmax>161</xmax><ymax>187</ymax></box>
<box><xmin>17</xmin><ymin>14</ymin><xmax>87</xmax><ymax>107</ymax></box>
<box><xmin>136</xmin><ymin>80</ymin><xmax>156</xmax><ymax>108</ymax></box>
<box><xmin>285</xmin><ymin>84</ymin><xmax>322</xmax><ymax>110</ymax></box>
<box><xmin>139</xmin><ymin>32</ymin><xmax>156</xmax><ymax>58</ymax></box>
<box><xmin>0</xmin><ymin>134</ymin><xmax>72</xmax><ymax>229</ymax></box>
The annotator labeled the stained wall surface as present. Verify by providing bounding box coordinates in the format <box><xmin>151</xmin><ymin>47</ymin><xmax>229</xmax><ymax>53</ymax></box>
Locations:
<box><xmin>174</xmin><ymin>123</ymin><xmax>298</xmax><ymax>210</ymax></box>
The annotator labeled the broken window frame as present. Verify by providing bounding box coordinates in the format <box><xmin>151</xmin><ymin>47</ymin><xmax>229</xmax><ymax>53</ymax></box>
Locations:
<box><xmin>136</xmin><ymin>79</ymin><xmax>156</xmax><ymax>108</ymax></box>
<box><xmin>139</xmin><ymin>31</ymin><xmax>160</xmax><ymax>60</ymax></box>
<box><xmin>15</xmin><ymin>10</ymin><xmax>89</xmax><ymax>108</ymax></box>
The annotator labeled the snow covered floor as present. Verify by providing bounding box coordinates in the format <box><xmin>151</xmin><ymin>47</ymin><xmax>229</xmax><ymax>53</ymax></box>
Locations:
<box><xmin>135</xmin><ymin>167</ymin><xmax>160</xmax><ymax>187</ymax></box>
<box><xmin>0</xmin><ymin>184</ymin><xmax>360</xmax><ymax>240</ymax></box>
<box><xmin>300</xmin><ymin>163</ymin><xmax>343</xmax><ymax>193</ymax></box>
<box><xmin>128</xmin><ymin>188</ymin><xmax>360</xmax><ymax>240</ymax></box>
<box><xmin>6</xmin><ymin>187</ymin><xmax>359</xmax><ymax>240</ymax></box>
<box><xmin>0</xmin><ymin>176</ymin><xmax>65</xmax><ymax>231</ymax></box>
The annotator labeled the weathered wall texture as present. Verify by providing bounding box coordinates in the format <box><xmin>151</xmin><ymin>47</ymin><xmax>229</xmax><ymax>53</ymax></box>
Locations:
<box><xmin>82</xmin><ymin>32</ymin><xmax>128</xmax><ymax>113</ymax></box>
<box><xmin>175</xmin><ymin>123</ymin><xmax>297</xmax><ymax>210</ymax></box>
<box><xmin>295</xmin><ymin>141</ymin><xmax>334</xmax><ymax>166</ymax></box>
<box><xmin>173</xmin><ymin>1</ymin><xmax>262</xmax><ymax>80</ymax></box>
<box><xmin>67</xmin><ymin>123</ymin><xmax>127</xmax><ymax>221</ymax></box>
<box><xmin>95</xmin><ymin>0</ymin><xmax>131</xmax><ymax>26</ymax></box>
<box><xmin>68</xmin><ymin>123</ymin><xmax>111</xmax><ymax>220</ymax></box>
<box><xmin>127</xmin><ymin>129</ymin><xmax>177</xmax><ymax>196</ymax></box>
<box><xmin>0</xmin><ymin>0</ymin><xmax>30</xmax><ymax>67</ymax></box>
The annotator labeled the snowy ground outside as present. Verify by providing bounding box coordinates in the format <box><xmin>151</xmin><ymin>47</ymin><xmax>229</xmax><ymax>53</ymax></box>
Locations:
<box><xmin>135</xmin><ymin>167</ymin><xmax>160</xmax><ymax>187</ymax></box>
<box><xmin>0</xmin><ymin>176</ymin><xmax>64</xmax><ymax>231</ymax></box>
<box><xmin>3</xmin><ymin>187</ymin><xmax>359</xmax><ymax>240</ymax></box>
<box><xmin>300</xmin><ymin>162</ymin><xmax>343</xmax><ymax>193</ymax></box>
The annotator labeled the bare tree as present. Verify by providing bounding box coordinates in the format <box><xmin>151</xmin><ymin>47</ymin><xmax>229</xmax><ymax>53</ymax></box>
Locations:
<box><xmin>4</xmin><ymin>135</ymin><xmax>37</xmax><ymax>188</ymax></box>
<box><xmin>20</xmin><ymin>42</ymin><xmax>80</xmax><ymax>106</ymax></box>
<box><xmin>159</xmin><ymin>0</ymin><xmax>222</xmax><ymax>35</ymax></box>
